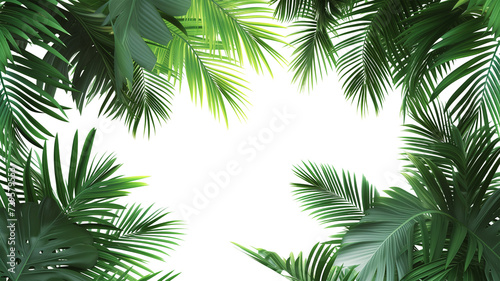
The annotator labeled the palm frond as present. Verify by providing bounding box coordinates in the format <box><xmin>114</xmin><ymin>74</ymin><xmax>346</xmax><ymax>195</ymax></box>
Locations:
<box><xmin>289</xmin><ymin>17</ymin><xmax>336</xmax><ymax>90</ymax></box>
<box><xmin>153</xmin><ymin>20</ymin><xmax>250</xmax><ymax>124</ymax></box>
<box><xmin>89</xmin><ymin>204</ymin><xmax>182</xmax><ymax>279</ymax></box>
<box><xmin>292</xmin><ymin>162</ymin><xmax>378</xmax><ymax>243</ymax></box>
<box><xmin>187</xmin><ymin>0</ymin><xmax>286</xmax><ymax>73</ymax></box>
<box><xmin>45</xmin><ymin>0</ymin><xmax>115</xmax><ymax>111</ymax></box>
<box><xmin>0</xmin><ymin>0</ymin><xmax>71</xmax><ymax>155</ymax></box>
<box><xmin>274</xmin><ymin>0</ymin><xmax>353</xmax><ymax>90</ymax></box>
<box><xmin>107</xmin><ymin>0</ymin><xmax>190</xmax><ymax>91</ymax></box>
<box><xmin>0</xmin><ymin>54</ymin><xmax>68</xmax><ymax>156</ymax></box>
<box><xmin>336</xmin><ymin>0</ymin><xmax>408</xmax><ymax>114</ymax></box>
<box><xmin>4</xmin><ymin>129</ymin><xmax>183</xmax><ymax>280</ymax></box>
<box><xmin>237</xmin><ymin>242</ymin><xmax>357</xmax><ymax>281</ymax></box>
<box><xmin>335</xmin><ymin>186</ymin><xmax>429</xmax><ymax>281</ymax></box>
<box><xmin>103</xmin><ymin>64</ymin><xmax>175</xmax><ymax>138</ymax></box>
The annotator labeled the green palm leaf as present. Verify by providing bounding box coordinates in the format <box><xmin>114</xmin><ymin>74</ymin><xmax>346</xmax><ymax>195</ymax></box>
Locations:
<box><xmin>292</xmin><ymin>162</ymin><xmax>378</xmax><ymax>243</ymax></box>
<box><xmin>153</xmin><ymin>19</ymin><xmax>250</xmax><ymax>124</ymax></box>
<box><xmin>0</xmin><ymin>198</ymin><xmax>98</xmax><ymax>280</ymax></box>
<box><xmin>152</xmin><ymin>0</ymin><xmax>285</xmax><ymax>124</ymax></box>
<box><xmin>107</xmin><ymin>0</ymin><xmax>190</xmax><ymax>91</ymax></box>
<box><xmin>91</xmin><ymin>204</ymin><xmax>182</xmax><ymax>277</ymax></box>
<box><xmin>1</xmin><ymin>129</ymin><xmax>182</xmax><ymax>280</ymax></box>
<box><xmin>103</xmin><ymin>64</ymin><xmax>175</xmax><ymax>137</ymax></box>
<box><xmin>0</xmin><ymin>54</ymin><xmax>68</xmax><ymax>156</ymax></box>
<box><xmin>0</xmin><ymin>0</ymin><xmax>70</xmax><ymax>155</ymax></box>
<box><xmin>187</xmin><ymin>0</ymin><xmax>286</xmax><ymax>73</ymax></box>
<box><xmin>237</xmin><ymin>242</ymin><xmax>357</xmax><ymax>281</ymax></box>
<box><xmin>336</xmin><ymin>103</ymin><xmax>500</xmax><ymax>280</ymax></box>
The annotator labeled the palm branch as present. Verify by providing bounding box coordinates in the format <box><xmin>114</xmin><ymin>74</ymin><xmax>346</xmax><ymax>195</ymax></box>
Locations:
<box><xmin>0</xmin><ymin>129</ymin><xmax>182</xmax><ymax>280</ymax></box>
<box><xmin>236</xmin><ymin>242</ymin><xmax>357</xmax><ymax>281</ymax></box>
<box><xmin>0</xmin><ymin>0</ymin><xmax>71</xmax><ymax>156</ymax></box>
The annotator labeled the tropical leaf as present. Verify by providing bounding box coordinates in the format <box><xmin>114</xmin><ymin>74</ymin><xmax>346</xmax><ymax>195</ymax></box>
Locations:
<box><xmin>0</xmin><ymin>0</ymin><xmax>67</xmax><ymax>72</ymax></box>
<box><xmin>186</xmin><ymin>0</ymin><xmax>286</xmax><ymax>73</ymax></box>
<box><xmin>335</xmin><ymin>103</ymin><xmax>500</xmax><ymax>280</ymax></box>
<box><xmin>107</xmin><ymin>0</ymin><xmax>191</xmax><ymax>90</ymax></box>
<box><xmin>152</xmin><ymin>0</ymin><xmax>286</xmax><ymax>124</ymax></box>
<box><xmin>0</xmin><ymin>54</ymin><xmax>69</xmax><ymax>156</ymax></box>
<box><xmin>0</xmin><ymin>0</ymin><xmax>71</xmax><ymax>156</ymax></box>
<box><xmin>335</xmin><ymin>186</ymin><xmax>428</xmax><ymax>281</ymax></box>
<box><xmin>237</xmin><ymin>242</ymin><xmax>357</xmax><ymax>281</ymax></box>
<box><xmin>90</xmin><ymin>204</ymin><xmax>182</xmax><ymax>277</ymax></box>
<box><xmin>153</xmin><ymin>20</ymin><xmax>250</xmax><ymax>124</ymax></box>
<box><xmin>0</xmin><ymin>197</ymin><xmax>98</xmax><ymax>280</ymax></box>
<box><xmin>288</xmin><ymin>17</ymin><xmax>336</xmax><ymax>91</ymax></box>
<box><xmin>44</xmin><ymin>0</ymin><xmax>115</xmax><ymax>110</ymax></box>
<box><xmin>336</xmin><ymin>0</ymin><xmax>407</xmax><ymax>114</ymax></box>
<box><xmin>43</xmin><ymin>0</ymin><xmax>284</xmax><ymax>135</ymax></box>
<box><xmin>2</xmin><ymin>129</ymin><xmax>182</xmax><ymax>280</ymax></box>
<box><xmin>103</xmin><ymin>64</ymin><xmax>175</xmax><ymax>137</ymax></box>
<box><xmin>292</xmin><ymin>162</ymin><xmax>378</xmax><ymax>243</ymax></box>
<box><xmin>271</xmin><ymin>0</ymin><xmax>352</xmax><ymax>90</ymax></box>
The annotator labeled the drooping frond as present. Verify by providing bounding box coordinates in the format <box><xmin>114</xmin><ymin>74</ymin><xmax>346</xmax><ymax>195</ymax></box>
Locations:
<box><xmin>3</xmin><ymin>129</ymin><xmax>183</xmax><ymax>280</ymax></box>
<box><xmin>0</xmin><ymin>54</ymin><xmax>68</xmax><ymax>156</ymax></box>
<box><xmin>292</xmin><ymin>162</ymin><xmax>378</xmax><ymax>243</ymax></box>
<box><xmin>187</xmin><ymin>0</ymin><xmax>286</xmax><ymax>73</ymax></box>
<box><xmin>103</xmin><ymin>64</ymin><xmax>175</xmax><ymax>138</ymax></box>
<box><xmin>237</xmin><ymin>242</ymin><xmax>357</xmax><ymax>281</ymax></box>
<box><xmin>153</xmin><ymin>19</ymin><xmax>251</xmax><ymax>124</ymax></box>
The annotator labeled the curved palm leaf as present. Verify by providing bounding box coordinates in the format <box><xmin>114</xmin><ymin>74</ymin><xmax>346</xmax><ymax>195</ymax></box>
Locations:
<box><xmin>270</xmin><ymin>0</ymin><xmax>353</xmax><ymax>90</ymax></box>
<box><xmin>43</xmin><ymin>0</ymin><xmax>284</xmax><ymax>135</ymax></box>
<box><xmin>0</xmin><ymin>0</ymin><xmax>70</xmax><ymax>155</ymax></box>
<box><xmin>0</xmin><ymin>55</ymin><xmax>68</xmax><ymax>155</ymax></box>
<box><xmin>103</xmin><ymin>64</ymin><xmax>175</xmax><ymax>138</ymax></box>
<box><xmin>274</xmin><ymin>0</ymin><xmax>500</xmax><ymax>132</ymax></box>
<box><xmin>107</xmin><ymin>0</ymin><xmax>190</xmax><ymax>91</ymax></box>
<box><xmin>187</xmin><ymin>0</ymin><xmax>286</xmax><ymax>73</ymax></box>
<box><xmin>292</xmin><ymin>162</ymin><xmax>378</xmax><ymax>243</ymax></box>
<box><xmin>1</xmin><ymin>129</ymin><xmax>182</xmax><ymax>280</ymax></box>
<box><xmin>0</xmin><ymin>197</ymin><xmax>98</xmax><ymax>280</ymax></box>
<box><xmin>237</xmin><ymin>242</ymin><xmax>357</xmax><ymax>281</ymax></box>
<box><xmin>335</xmin><ymin>104</ymin><xmax>500</xmax><ymax>280</ymax></box>
<box><xmin>152</xmin><ymin>0</ymin><xmax>286</xmax><ymax>125</ymax></box>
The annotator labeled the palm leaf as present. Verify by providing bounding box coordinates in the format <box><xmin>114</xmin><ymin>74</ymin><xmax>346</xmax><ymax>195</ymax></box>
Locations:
<box><xmin>236</xmin><ymin>242</ymin><xmax>357</xmax><ymax>281</ymax></box>
<box><xmin>103</xmin><ymin>64</ymin><xmax>175</xmax><ymax>137</ymax></box>
<box><xmin>90</xmin><ymin>204</ymin><xmax>182</xmax><ymax>277</ymax></box>
<box><xmin>292</xmin><ymin>162</ymin><xmax>378</xmax><ymax>243</ymax></box>
<box><xmin>107</xmin><ymin>0</ymin><xmax>190</xmax><ymax>91</ymax></box>
<box><xmin>187</xmin><ymin>0</ymin><xmax>286</xmax><ymax>73</ymax></box>
<box><xmin>0</xmin><ymin>54</ymin><xmax>68</xmax><ymax>156</ymax></box>
<box><xmin>0</xmin><ymin>0</ymin><xmax>71</xmax><ymax>155</ymax></box>
<box><xmin>5</xmin><ymin>129</ymin><xmax>182</xmax><ymax>280</ymax></box>
<box><xmin>0</xmin><ymin>198</ymin><xmax>98</xmax><ymax>280</ymax></box>
<box><xmin>153</xmin><ymin>20</ymin><xmax>250</xmax><ymax>124</ymax></box>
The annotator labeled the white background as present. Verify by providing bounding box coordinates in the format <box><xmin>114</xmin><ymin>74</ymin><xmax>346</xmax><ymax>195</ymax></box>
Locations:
<box><xmin>40</xmin><ymin>44</ymin><xmax>409</xmax><ymax>280</ymax></box>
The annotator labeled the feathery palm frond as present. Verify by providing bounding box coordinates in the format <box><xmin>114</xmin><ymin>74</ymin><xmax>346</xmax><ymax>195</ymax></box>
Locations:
<box><xmin>292</xmin><ymin>162</ymin><xmax>378</xmax><ymax>243</ymax></box>
<box><xmin>0</xmin><ymin>55</ymin><xmax>69</xmax><ymax>155</ymax></box>
<box><xmin>44</xmin><ymin>0</ymin><xmax>115</xmax><ymax>110</ymax></box>
<box><xmin>273</xmin><ymin>0</ymin><xmax>500</xmax><ymax>131</ymax></box>
<box><xmin>107</xmin><ymin>0</ymin><xmax>191</xmax><ymax>92</ymax></box>
<box><xmin>335</xmin><ymin>104</ymin><xmax>500</xmax><ymax>280</ymax></box>
<box><xmin>271</xmin><ymin>0</ymin><xmax>356</xmax><ymax>91</ymax></box>
<box><xmin>103</xmin><ymin>64</ymin><xmax>175</xmax><ymax>138</ymax></box>
<box><xmin>1</xmin><ymin>129</ymin><xmax>182</xmax><ymax>280</ymax></box>
<box><xmin>237</xmin><ymin>242</ymin><xmax>357</xmax><ymax>281</ymax></box>
<box><xmin>152</xmin><ymin>0</ymin><xmax>286</xmax><ymax>125</ymax></box>
<box><xmin>0</xmin><ymin>0</ymin><xmax>71</xmax><ymax>155</ymax></box>
<box><xmin>0</xmin><ymin>198</ymin><xmax>99</xmax><ymax>280</ymax></box>
<box><xmin>43</xmin><ymin>0</ymin><xmax>284</xmax><ymax>135</ymax></box>
<box><xmin>153</xmin><ymin>20</ymin><xmax>250</xmax><ymax>124</ymax></box>
<box><xmin>187</xmin><ymin>0</ymin><xmax>286</xmax><ymax>73</ymax></box>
